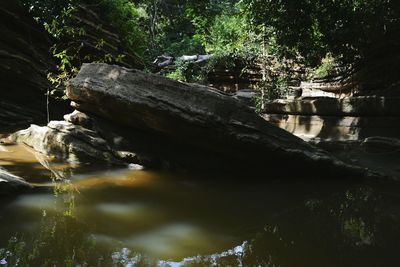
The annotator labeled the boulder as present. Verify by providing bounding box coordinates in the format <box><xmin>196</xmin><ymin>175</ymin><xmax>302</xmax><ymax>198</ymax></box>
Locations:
<box><xmin>60</xmin><ymin>63</ymin><xmax>373</xmax><ymax>178</ymax></box>
<box><xmin>0</xmin><ymin>167</ymin><xmax>32</xmax><ymax>196</ymax></box>
<box><xmin>10</xmin><ymin>121</ymin><xmax>124</xmax><ymax>166</ymax></box>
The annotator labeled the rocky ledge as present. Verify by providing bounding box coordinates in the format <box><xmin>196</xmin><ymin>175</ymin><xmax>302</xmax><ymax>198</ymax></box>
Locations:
<box><xmin>9</xmin><ymin>63</ymin><xmax>379</xmax><ymax>179</ymax></box>
<box><xmin>262</xmin><ymin>94</ymin><xmax>400</xmax><ymax>180</ymax></box>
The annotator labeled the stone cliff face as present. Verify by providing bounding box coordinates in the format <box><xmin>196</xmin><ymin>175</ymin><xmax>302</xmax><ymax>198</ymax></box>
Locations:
<box><xmin>263</xmin><ymin>96</ymin><xmax>400</xmax><ymax>142</ymax></box>
<box><xmin>0</xmin><ymin>1</ymin><xmax>145</xmax><ymax>132</ymax></box>
<box><xmin>262</xmin><ymin>96</ymin><xmax>400</xmax><ymax>180</ymax></box>
<box><xmin>0</xmin><ymin>1</ymin><xmax>55</xmax><ymax>130</ymax></box>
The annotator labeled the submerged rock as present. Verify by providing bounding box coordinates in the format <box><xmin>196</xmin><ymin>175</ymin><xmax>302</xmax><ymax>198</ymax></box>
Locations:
<box><xmin>0</xmin><ymin>167</ymin><xmax>32</xmax><ymax>196</ymax></box>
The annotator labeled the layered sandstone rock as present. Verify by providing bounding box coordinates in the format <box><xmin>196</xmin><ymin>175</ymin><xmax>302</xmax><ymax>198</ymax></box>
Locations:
<box><xmin>11</xmin><ymin>63</ymin><xmax>374</xmax><ymax>178</ymax></box>
<box><xmin>0</xmin><ymin>1</ymin><xmax>55</xmax><ymax>129</ymax></box>
<box><xmin>262</xmin><ymin>97</ymin><xmax>400</xmax><ymax>141</ymax></box>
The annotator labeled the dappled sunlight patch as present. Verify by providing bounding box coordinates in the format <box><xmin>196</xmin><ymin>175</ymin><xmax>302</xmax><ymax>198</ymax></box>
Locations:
<box><xmin>0</xmin><ymin>144</ymin><xmax>50</xmax><ymax>166</ymax></box>
<box><xmin>71</xmin><ymin>171</ymin><xmax>150</xmax><ymax>189</ymax></box>
<box><xmin>95</xmin><ymin>202</ymin><xmax>144</xmax><ymax>216</ymax></box>
<box><xmin>124</xmin><ymin>223</ymin><xmax>235</xmax><ymax>260</ymax></box>
<box><xmin>10</xmin><ymin>194</ymin><xmax>55</xmax><ymax>211</ymax></box>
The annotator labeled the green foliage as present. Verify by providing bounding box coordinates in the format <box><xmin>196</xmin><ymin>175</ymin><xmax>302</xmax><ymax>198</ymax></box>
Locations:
<box><xmin>22</xmin><ymin>0</ymin><xmax>146</xmax><ymax>95</ymax></box>
<box><xmin>22</xmin><ymin>0</ymin><xmax>400</xmax><ymax>83</ymax></box>
<box><xmin>166</xmin><ymin>60</ymin><xmax>191</xmax><ymax>81</ymax></box>
<box><xmin>47</xmin><ymin>48</ymin><xmax>79</xmax><ymax>98</ymax></box>
<box><xmin>134</xmin><ymin>0</ymin><xmax>200</xmax><ymax>59</ymax></box>
<box><xmin>164</xmin><ymin>35</ymin><xmax>204</xmax><ymax>57</ymax></box>
<box><xmin>313</xmin><ymin>54</ymin><xmax>336</xmax><ymax>79</ymax></box>
<box><xmin>164</xmin><ymin>1</ymin><xmax>266</xmax><ymax>85</ymax></box>
<box><xmin>21</xmin><ymin>0</ymin><xmax>397</xmax><ymax>98</ymax></box>
<box><xmin>264</xmin><ymin>75</ymin><xmax>290</xmax><ymax>100</ymax></box>
<box><xmin>185</xmin><ymin>0</ymin><xmax>239</xmax><ymax>44</ymax></box>
<box><xmin>205</xmin><ymin>13</ymin><xmax>261</xmax><ymax>56</ymax></box>
<box><xmin>254</xmin><ymin>73</ymin><xmax>290</xmax><ymax>113</ymax></box>
<box><xmin>243</xmin><ymin>0</ymin><xmax>400</xmax><ymax>66</ymax></box>
<box><xmin>166</xmin><ymin>58</ymin><xmax>209</xmax><ymax>83</ymax></box>
<box><xmin>22</xmin><ymin>0</ymin><xmax>75</xmax><ymax>23</ymax></box>
<box><xmin>92</xmin><ymin>0</ymin><xmax>146</xmax><ymax>54</ymax></box>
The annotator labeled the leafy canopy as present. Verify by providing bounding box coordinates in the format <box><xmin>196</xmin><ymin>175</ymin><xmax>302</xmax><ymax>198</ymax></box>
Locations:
<box><xmin>243</xmin><ymin>0</ymin><xmax>400</xmax><ymax>65</ymax></box>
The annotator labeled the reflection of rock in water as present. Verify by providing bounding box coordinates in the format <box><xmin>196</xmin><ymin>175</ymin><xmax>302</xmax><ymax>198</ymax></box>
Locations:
<box><xmin>147</xmin><ymin>185</ymin><xmax>400</xmax><ymax>267</ymax></box>
<box><xmin>2</xmin><ymin>167</ymin><xmax>400</xmax><ymax>266</ymax></box>
<box><xmin>0</xmin><ymin>144</ymin><xmax>7</xmax><ymax>152</ymax></box>
<box><xmin>33</xmin><ymin>149</ymin><xmax>74</xmax><ymax>182</ymax></box>
<box><xmin>0</xmin><ymin>167</ymin><xmax>32</xmax><ymax>196</ymax></box>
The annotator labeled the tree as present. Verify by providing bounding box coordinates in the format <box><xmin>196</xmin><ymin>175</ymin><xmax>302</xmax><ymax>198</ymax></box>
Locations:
<box><xmin>243</xmin><ymin>0</ymin><xmax>400</xmax><ymax>66</ymax></box>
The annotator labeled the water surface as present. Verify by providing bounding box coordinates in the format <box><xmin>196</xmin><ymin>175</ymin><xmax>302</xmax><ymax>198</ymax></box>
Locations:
<box><xmin>1</xmin><ymin>144</ymin><xmax>400</xmax><ymax>266</ymax></box>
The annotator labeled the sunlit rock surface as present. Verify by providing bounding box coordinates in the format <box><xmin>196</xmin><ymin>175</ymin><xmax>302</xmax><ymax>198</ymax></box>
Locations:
<box><xmin>264</xmin><ymin>97</ymin><xmax>400</xmax><ymax>116</ymax></box>
<box><xmin>263</xmin><ymin>114</ymin><xmax>400</xmax><ymax>142</ymax></box>
<box><xmin>9</xmin><ymin>122</ymin><xmax>124</xmax><ymax>166</ymax></box>
<box><xmin>263</xmin><ymin>97</ymin><xmax>400</xmax><ymax>141</ymax></box>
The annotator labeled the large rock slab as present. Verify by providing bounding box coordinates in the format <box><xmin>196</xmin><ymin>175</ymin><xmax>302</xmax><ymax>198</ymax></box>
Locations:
<box><xmin>65</xmin><ymin>63</ymin><xmax>373</xmax><ymax>178</ymax></box>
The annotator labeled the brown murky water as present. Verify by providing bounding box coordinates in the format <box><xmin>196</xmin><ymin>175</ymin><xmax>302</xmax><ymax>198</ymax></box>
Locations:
<box><xmin>1</xmin><ymin>144</ymin><xmax>400</xmax><ymax>266</ymax></box>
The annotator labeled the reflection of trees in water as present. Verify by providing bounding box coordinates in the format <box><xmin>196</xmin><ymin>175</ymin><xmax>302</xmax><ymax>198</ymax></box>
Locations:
<box><xmin>0</xmin><ymin>153</ymin><xmax>152</xmax><ymax>266</ymax></box>
<box><xmin>1</xmin><ymin>183</ymin><xmax>400</xmax><ymax>266</ymax></box>
<box><xmin>0</xmin><ymin>161</ymin><xmax>157</xmax><ymax>266</ymax></box>
<box><xmin>1</xmin><ymin>160</ymin><xmax>104</xmax><ymax>266</ymax></box>
<box><xmin>0</xmin><ymin>172</ymin><xmax>105</xmax><ymax>266</ymax></box>
<box><xmin>164</xmin><ymin>186</ymin><xmax>400</xmax><ymax>267</ymax></box>
<box><xmin>239</xmin><ymin>186</ymin><xmax>400</xmax><ymax>267</ymax></box>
